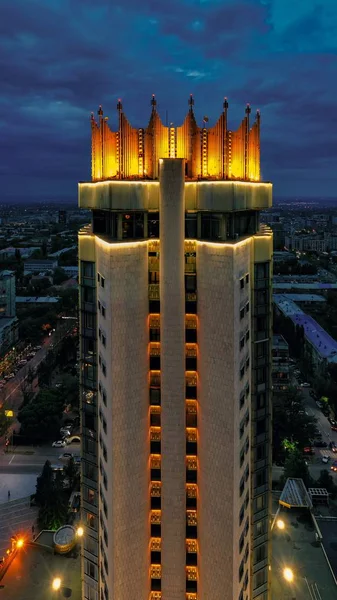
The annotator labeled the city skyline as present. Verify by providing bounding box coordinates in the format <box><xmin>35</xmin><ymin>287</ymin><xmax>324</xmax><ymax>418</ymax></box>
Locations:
<box><xmin>0</xmin><ymin>0</ymin><xmax>336</xmax><ymax>202</ymax></box>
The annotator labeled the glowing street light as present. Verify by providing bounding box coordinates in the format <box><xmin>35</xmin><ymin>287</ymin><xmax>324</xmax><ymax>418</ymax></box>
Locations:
<box><xmin>52</xmin><ymin>578</ymin><xmax>62</xmax><ymax>591</ymax></box>
<box><xmin>76</xmin><ymin>526</ymin><xmax>84</xmax><ymax>537</ymax></box>
<box><xmin>283</xmin><ymin>567</ymin><xmax>294</xmax><ymax>582</ymax></box>
<box><xmin>16</xmin><ymin>538</ymin><xmax>24</xmax><ymax>549</ymax></box>
<box><xmin>276</xmin><ymin>519</ymin><xmax>285</xmax><ymax>530</ymax></box>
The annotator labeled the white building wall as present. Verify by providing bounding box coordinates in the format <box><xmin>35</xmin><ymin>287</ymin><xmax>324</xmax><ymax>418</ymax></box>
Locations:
<box><xmin>197</xmin><ymin>239</ymin><xmax>252</xmax><ymax>600</ymax></box>
<box><xmin>95</xmin><ymin>238</ymin><xmax>149</xmax><ymax>600</ymax></box>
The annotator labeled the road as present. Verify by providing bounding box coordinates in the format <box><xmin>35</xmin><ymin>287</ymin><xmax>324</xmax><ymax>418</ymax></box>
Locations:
<box><xmin>273</xmin><ymin>372</ymin><xmax>337</xmax><ymax>482</ymax></box>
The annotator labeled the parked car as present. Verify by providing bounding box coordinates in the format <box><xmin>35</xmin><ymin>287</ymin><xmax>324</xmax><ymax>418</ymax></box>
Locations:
<box><xmin>329</xmin><ymin>441</ymin><xmax>337</xmax><ymax>452</ymax></box>
<box><xmin>60</xmin><ymin>426</ymin><xmax>72</xmax><ymax>436</ymax></box>
<box><xmin>330</xmin><ymin>461</ymin><xmax>337</xmax><ymax>472</ymax></box>
<box><xmin>65</xmin><ymin>435</ymin><xmax>81</xmax><ymax>445</ymax></box>
<box><xmin>300</xmin><ymin>382</ymin><xmax>310</xmax><ymax>388</ymax></box>
<box><xmin>33</xmin><ymin>345</ymin><xmax>42</xmax><ymax>350</ymax></box>
<box><xmin>52</xmin><ymin>440</ymin><xmax>66</xmax><ymax>448</ymax></box>
<box><xmin>303</xmin><ymin>446</ymin><xmax>315</xmax><ymax>455</ymax></box>
<box><xmin>59</xmin><ymin>452</ymin><xmax>74</xmax><ymax>460</ymax></box>
<box><xmin>322</xmin><ymin>455</ymin><xmax>330</xmax><ymax>464</ymax></box>
<box><xmin>313</xmin><ymin>440</ymin><xmax>328</xmax><ymax>448</ymax></box>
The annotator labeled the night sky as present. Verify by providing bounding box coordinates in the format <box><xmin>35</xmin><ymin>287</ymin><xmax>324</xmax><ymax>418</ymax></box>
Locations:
<box><xmin>1</xmin><ymin>0</ymin><xmax>336</xmax><ymax>202</ymax></box>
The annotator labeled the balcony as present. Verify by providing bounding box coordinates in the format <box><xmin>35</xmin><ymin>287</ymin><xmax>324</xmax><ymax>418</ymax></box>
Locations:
<box><xmin>149</xmin><ymin>314</ymin><xmax>160</xmax><ymax>328</ymax></box>
<box><xmin>185</xmin><ymin>262</ymin><xmax>196</xmax><ymax>273</ymax></box>
<box><xmin>186</xmin><ymin>594</ymin><xmax>197</xmax><ymax>600</ymax></box>
<box><xmin>150</xmin><ymin>454</ymin><xmax>161</xmax><ymax>469</ymax></box>
<box><xmin>150</xmin><ymin>510</ymin><xmax>161</xmax><ymax>525</ymax></box>
<box><xmin>150</xmin><ymin>538</ymin><xmax>161</xmax><ymax>551</ymax></box>
<box><xmin>186</xmin><ymin>484</ymin><xmax>197</xmax><ymax>498</ymax></box>
<box><xmin>186</xmin><ymin>456</ymin><xmax>198</xmax><ymax>470</ymax></box>
<box><xmin>150</xmin><ymin>426</ymin><xmax>161</xmax><ymax>441</ymax></box>
<box><xmin>186</xmin><ymin>400</ymin><xmax>197</xmax><ymax>414</ymax></box>
<box><xmin>149</xmin><ymin>342</ymin><xmax>161</xmax><ymax>357</ymax></box>
<box><xmin>149</xmin><ymin>241</ymin><xmax>160</xmax><ymax>253</ymax></box>
<box><xmin>150</xmin><ymin>593</ymin><xmax>162</xmax><ymax>600</ymax></box>
<box><xmin>150</xmin><ymin>564</ymin><xmax>162</xmax><ymax>579</ymax></box>
<box><xmin>186</xmin><ymin>539</ymin><xmax>198</xmax><ymax>553</ymax></box>
<box><xmin>185</xmin><ymin>344</ymin><xmax>197</xmax><ymax>358</ymax></box>
<box><xmin>186</xmin><ymin>428</ymin><xmax>197</xmax><ymax>442</ymax></box>
<box><xmin>185</xmin><ymin>315</ymin><xmax>197</xmax><ymax>329</ymax></box>
<box><xmin>148</xmin><ymin>257</ymin><xmax>160</xmax><ymax>271</ymax></box>
<box><xmin>186</xmin><ymin>566</ymin><xmax>198</xmax><ymax>581</ymax></box>
<box><xmin>186</xmin><ymin>372</ymin><xmax>197</xmax><ymax>386</ymax></box>
<box><xmin>187</xmin><ymin>510</ymin><xmax>197</xmax><ymax>526</ymax></box>
<box><xmin>150</xmin><ymin>370</ymin><xmax>161</xmax><ymax>387</ymax></box>
<box><xmin>149</xmin><ymin>284</ymin><xmax>160</xmax><ymax>300</ymax></box>
<box><xmin>150</xmin><ymin>482</ymin><xmax>161</xmax><ymax>497</ymax></box>
<box><xmin>185</xmin><ymin>241</ymin><xmax>196</xmax><ymax>253</ymax></box>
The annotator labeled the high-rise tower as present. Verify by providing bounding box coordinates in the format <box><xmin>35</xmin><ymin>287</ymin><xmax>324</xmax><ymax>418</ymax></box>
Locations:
<box><xmin>79</xmin><ymin>96</ymin><xmax>273</xmax><ymax>600</ymax></box>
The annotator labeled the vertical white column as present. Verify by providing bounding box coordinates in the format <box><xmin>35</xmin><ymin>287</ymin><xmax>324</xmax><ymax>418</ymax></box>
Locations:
<box><xmin>160</xmin><ymin>159</ymin><xmax>186</xmax><ymax>599</ymax></box>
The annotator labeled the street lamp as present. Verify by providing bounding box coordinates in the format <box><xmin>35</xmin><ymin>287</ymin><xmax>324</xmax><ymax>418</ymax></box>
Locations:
<box><xmin>283</xmin><ymin>567</ymin><xmax>294</xmax><ymax>583</ymax></box>
<box><xmin>16</xmin><ymin>538</ymin><xmax>24</xmax><ymax>549</ymax></box>
<box><xmin>52</xmin><ymin>577</ymin><xmax>62</xmax><ymax>591</ymax></box>
<box><xmin>76</xmin><ymin>526</ymin><xmax>84</xmax><ymax>538</ymax></box>
<box><xmin>276</xmin><ymin>519</ymin><xmax>285</xmax><ymax>530</ymax></box>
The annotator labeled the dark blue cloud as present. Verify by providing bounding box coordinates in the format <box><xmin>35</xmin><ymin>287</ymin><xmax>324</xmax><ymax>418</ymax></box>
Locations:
<box><xmin>0</xmin><ymin>0</ymin><xmax>336</xmax><ymax>200</ymax></box>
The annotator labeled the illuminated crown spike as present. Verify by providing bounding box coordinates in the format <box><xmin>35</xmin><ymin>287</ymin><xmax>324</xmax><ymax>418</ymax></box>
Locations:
<box><xmin>90</xmin><ymin>97</ymin><xmax>261</xmax><ymax>183</ymax></box>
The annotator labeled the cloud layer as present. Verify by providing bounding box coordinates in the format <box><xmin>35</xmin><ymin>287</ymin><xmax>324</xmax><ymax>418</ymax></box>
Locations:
<box><xmin>0</xmin><ymin>0</ymin><xmax>336</xmax><ymax>200</ymax></box>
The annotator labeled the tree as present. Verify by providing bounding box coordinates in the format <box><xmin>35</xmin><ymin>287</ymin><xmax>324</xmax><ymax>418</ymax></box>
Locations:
<box><xmin>36</xmin><ymin>461</ymin><xmax>69</xmax><ymax>530</ymax></box>
<box><xmin>317</xmin><ymin>470</ymin><xmax>337</xmax><ymax>496</ymax></box>
<box><xmin>18</xmin><ymin>389</ymin><xmax>64</xmax><ymax>441</ymax></box>
<box><xmin>283</xmin><ymin>448</ymin><xmax>312</xmax><ymax>487</ymax></box>
<box><xmin>64</xmin><ymin>457</ymin><xmax>80</xmax><ymax>491</ymax></box>
<box><xmin>53</xmin><ymin>267</ymin><xmax>68</xmax><ymax>286</ymax></box>
<box><xmin>273</xmin><ymin>386</ymin><xmax>318</xmax><ymax>463</ymax></box>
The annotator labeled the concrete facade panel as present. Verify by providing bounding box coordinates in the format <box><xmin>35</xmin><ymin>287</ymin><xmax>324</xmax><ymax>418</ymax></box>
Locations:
<box><xmin>95</xmin><ymin>238</ymin><xmax>149</xmax><ymax>600</ymax></box>
<box><xmin>159</xmin><ymin>159</ymin><xmax>186</xmax><ymax>599</ymax></box>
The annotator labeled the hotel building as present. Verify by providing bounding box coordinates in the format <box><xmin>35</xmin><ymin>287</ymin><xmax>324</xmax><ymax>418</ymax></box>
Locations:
<box><xmin>79</xmin><ymin>96</ymin><xmax>273</xmax><ymax>600</ymax></box>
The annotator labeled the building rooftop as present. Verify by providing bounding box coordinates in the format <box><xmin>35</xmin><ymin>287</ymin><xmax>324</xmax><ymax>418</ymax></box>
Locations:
<box><xmin>0</xmin><ymin>542</ymin><xmax>81</xmax><ymax>600</ymax></box>
<box><xmin>279</xmin><ymin>478</ymin><xmax>313</xmax><ymax>509</ymax></box>
<box><xmin>272</xmin><ymin>334</ymin><xmax>289</xmax><ymax>349</ymax></box>
<box><xmin>274</xmin><ymin>294</ymin><xmax>337</xmax><ymax>362</ymax></box>
<box><xmin>16</xmin><ymin>296</ymin><xmax>60</xmax><ymax>304</ymax></box>
<box><xmin>274</xmin><ymin>293</ymin><xmax>326</xmax><ymax>303</ymax></box>
<box><xmin>272</xmin><ymin>507</ymin><xmax>337</xmax><ymax>600</ymax></box>
<box><xmin>274</xmin><ymin>282</ymin><xmax>337</xmax><ymax>290</ymax></box>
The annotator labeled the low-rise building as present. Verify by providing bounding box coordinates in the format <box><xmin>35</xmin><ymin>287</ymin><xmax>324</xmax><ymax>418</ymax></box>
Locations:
<box><xmin>23</xmin><ymin>258</ymin><xmax>57</xmax><ymax>274</ymax></box>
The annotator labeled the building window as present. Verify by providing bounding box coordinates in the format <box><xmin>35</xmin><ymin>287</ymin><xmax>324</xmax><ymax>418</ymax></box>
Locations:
<box><xmin>240</xmin><ymin>366</ymin><xmax>245</xmax><ymax>380</ymax></box>
<box><xmin>85</xmin><ymin>560</ymin><xmax>97</xmax><ymax>580</ymax></box>
<box><xmin>239</xmin><ymin>560</ymin><xmax>244</xmax><ymax>581</ymax></box>
<box><xmin>201</xmin><ymin>213</ymin><xmax>222</xmax><ymax>240</ymax></box>
<box><xmin>246</xmin><ymin>274</ymin><xmax>249</xmax><ymax>284</ymax></box>
<box><xmin>87</xmin><ymin>513</ymin><xmax>96</xmax><ymax>529</ymax></box>
<box><xmin>101</xmin><ymin>306</ymin><xmax>106</xmax><ymax>318</ymax></box>
<box><xmin>102</xmin><ymin>334</ymin><xmax>106</xmax><ymax>347</ymax></box>
<box><xmin>240</xmin><ymin>307</ymin><xmax>245</xmax><ymax>320</ymax></box>
<box><xmin>87</xmin><ymin>489</ymin><xmax>95</xmax><ymax>504</ymax></box>
<box><xmin>246</xmin><ymin>330</ymin><xmax>250</xmax><ymax>342</ymax></box>
<box><xmin>240</xmin><ymin>392</ymin><xmax>245</xmax><ymax>409</ymax></box>
<box><xmin>101</xmin><ymin>276</ymin><xmax>105</xmax><ymax>288</ymax></box>
<box><xmin>240</xmin><ymin>278</ymin><xmax>245</xmax><ymax>290</ymax></box>
<box><xmin>102</xmin><ymin>390</ymin><xmax>107</xmax><ymax>406</ymax></box>
<box><xmin>245</xmin><ymin>302</ymin><xmax>250</xmax><ymax>313</ymax></box>
<box><xmin>240</xmin><ymin>337</ymin><xmax>245</xmax><ymax>350</ymax></box>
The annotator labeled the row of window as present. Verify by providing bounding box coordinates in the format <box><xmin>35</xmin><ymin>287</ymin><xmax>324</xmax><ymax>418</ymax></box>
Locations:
<box><xmin>239</xmin><ymin>329</ymin><xmax>250</xmax><ymax>350</ymax></box>
<box><xmin>240</xmin><ymin>302</ymin><xmax>250</xmax><ymax>320</ymax></box>
<box><xmin>92</xmin><ymin>210</ymin><xmax>259</xmax><ymax>242</ymax></box>
<box><xmin>239</xmin><ymin>356</ymin><xmax>250</xmax><ymax>380</ymax></box>
<box><xmin>239</xmin><ymin>273</ymin><xmax>249</xmax><ymax>289</ymax></box>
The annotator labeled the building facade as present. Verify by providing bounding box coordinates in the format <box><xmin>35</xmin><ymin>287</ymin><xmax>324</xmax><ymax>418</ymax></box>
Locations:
<box><xmin>0</xmin><ymin>270</ymin><xmax>19</xmax><ymax>357</ymax></box>
<box><xmin>79</xmin><ymin>97</ymin><xmax>273</xmax><ymax>600</ymax></box>
<box><xmin>272</xmin><ymin>334</ymin><xmax>290</xmax><ymax>395</ymax></box>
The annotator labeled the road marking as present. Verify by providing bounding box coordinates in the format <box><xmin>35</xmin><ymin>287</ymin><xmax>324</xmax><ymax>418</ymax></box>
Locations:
<box><xmin>8</xmin><ymin>455</ymin><xmax>15</xmax><ymax>465</ymax></box>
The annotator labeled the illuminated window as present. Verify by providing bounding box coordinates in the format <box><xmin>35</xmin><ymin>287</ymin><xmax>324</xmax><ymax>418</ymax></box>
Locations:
<box><xmin>150</xmin><ymin>371</ymin><xmax>161</xmax><ymax>387</ymax></box>
<box><xmin>185</xmin><ymin>315</ymin><xmax>197</xmax><ymax>329</ymax></box>
<box><xmin>186</xmin><ymin>400</ymin><xmax>197</xmax><ymax>414</ymax></box>
<box><xmin>186</xmin><ymin>372</ymin><xmax>197</xmax><ymax>386</ymax></box>
<box><xmin>149</xmin><ymin>342</ymin><xmax>161</xmax><ymax>356</ymax></box>
<box><xmin>186</xmin><ymin>594</ymin><xmax>198</xmax><ymax>600</ymax></box>
<box><xmin>149</xmin><ymin>284</ymin><xmax>160</xmax><ymax>300</ymax></box>
<box><xmin>185</xmin><ymin>344</ymin><xmax>197</xmax><ymax>357</ymax></box>
<box><xmin>150</xmin><ymin>593</ymin><xmax>162</xmax><ymax>600</ymax></box>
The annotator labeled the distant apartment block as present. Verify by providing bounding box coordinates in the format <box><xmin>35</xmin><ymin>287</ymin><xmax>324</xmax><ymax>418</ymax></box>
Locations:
<box><xmin>23</xmin><ymin>258</ymin><xmax>57</xmax><ymax>274</ymax></box>
<box><xmin>0</xmin><ymin>270</ymin><xmax>19</xmax><ymax>357</ymax></box>
<box><xmin>272</xmin><ymin>335</ymin><xmax>290</xmax><ymax>394</ymax></box>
